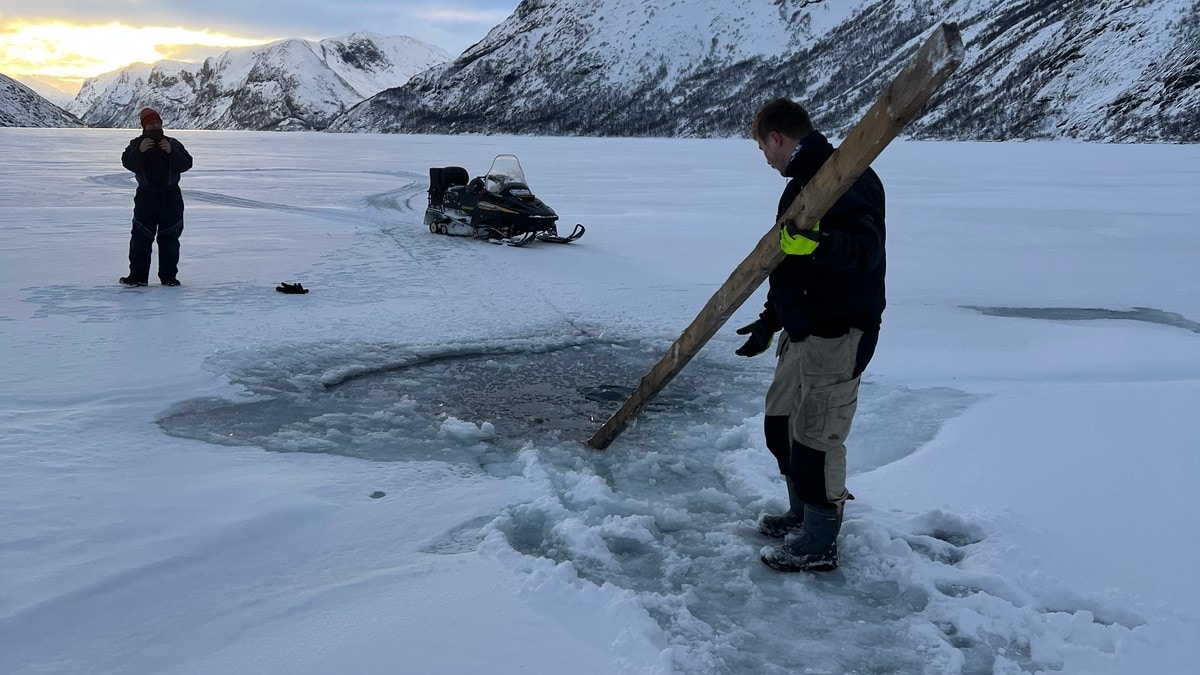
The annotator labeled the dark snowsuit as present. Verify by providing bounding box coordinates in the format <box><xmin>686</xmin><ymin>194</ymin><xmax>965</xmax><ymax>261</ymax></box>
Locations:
<box><xmin>757</xmin><ymin>130</ymin><xmax>886</xmax><ymax>509</ymax></box>
<box><xmin>121</xmin><ymin>135</ymin><xmax>193</xmax><ymax>284</ymax></box>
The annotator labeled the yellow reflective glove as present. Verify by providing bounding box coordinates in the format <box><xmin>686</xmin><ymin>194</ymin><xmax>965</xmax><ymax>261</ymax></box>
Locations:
<box><xmin>780</xmin><ymin>220</ymin><xmax>821</xmax><ymax>256</ymax></box>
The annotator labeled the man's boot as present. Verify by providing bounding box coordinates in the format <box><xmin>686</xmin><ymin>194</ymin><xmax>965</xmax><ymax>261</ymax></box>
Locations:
<box><xmin>757</xmin><ymin>477</ymin><xmax>805</xmax><ymax>538</ymax></box>
<box><xmin>759</xmin><ymin>502</ymin><xmax>842</xmax><ymax>573</ymax></box>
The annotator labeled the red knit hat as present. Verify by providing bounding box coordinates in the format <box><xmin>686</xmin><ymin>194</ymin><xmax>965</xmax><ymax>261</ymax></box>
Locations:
<box><xmin>139</xmin><ymin>108</ymin><xmax>162</xmax><ymax>128</ymax></box>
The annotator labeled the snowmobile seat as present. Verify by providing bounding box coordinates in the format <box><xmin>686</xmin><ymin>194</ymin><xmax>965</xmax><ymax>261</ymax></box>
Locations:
<box><xmin>428</xmin><ymin>167</ymin><xmax>444</xmax><ymax>206</ymax></box>
<box><xmin>428</xmin><ymin>166</ymin><xmax>470</xmax><ymax>206</ymax></box>
<box><xmin>441</xmin><ymin>166</ymin><xmax>469</xmax><ymax>188</ymax></box>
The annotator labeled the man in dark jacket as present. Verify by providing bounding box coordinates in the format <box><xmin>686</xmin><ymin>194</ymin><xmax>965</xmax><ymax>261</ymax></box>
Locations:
<box><xmin>735</xmin><ymin>98</ymin><xmax>886</xmax><ymax>573</ymax></box>
<box><xmin>119</xmin><ymin>108</ymin><xmax>193</xmax><ymax>287</ymax></box>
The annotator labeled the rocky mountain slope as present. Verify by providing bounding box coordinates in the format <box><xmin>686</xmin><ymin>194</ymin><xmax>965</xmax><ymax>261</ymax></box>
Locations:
<box><xmin>14</xmin><ymin>76</ymin><xmax>76</xmax><ymax>109</ymax></box>
<box><xmin>71</xmin><ymin>32</ymin><xmax>450</xmax><ymax>131</ymax></box>
<box><xmin>330</xmin><ymin>0</ymin><xmax>1200</xmax><ymax>142</ymax></box>
<box><xmin>0</xmin><ymin>74</ymin><xmax>84</xmax><ymax>128</ymax></box>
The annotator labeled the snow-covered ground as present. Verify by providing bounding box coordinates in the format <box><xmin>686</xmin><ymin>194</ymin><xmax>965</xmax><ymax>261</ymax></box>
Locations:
<box><xmin>1</xmin><ymin>128</ymin><xmax>1198</xmax><ymax>674</ymax></box>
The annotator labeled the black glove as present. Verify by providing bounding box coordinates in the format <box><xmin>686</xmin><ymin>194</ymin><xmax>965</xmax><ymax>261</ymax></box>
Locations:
<box><xmin>735</xmin><ymin>320</ymin><xmax>776</xmax><ymax>357</ymax></box>
<box><xmin>276</xmin><ymin>282</ymin><xmax>309</xmax><ymax>294</ymax></box>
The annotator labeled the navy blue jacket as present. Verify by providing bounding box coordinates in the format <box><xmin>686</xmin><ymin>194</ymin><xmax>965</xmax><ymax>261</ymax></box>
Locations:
<box><xmin>759</xmin><ymin>131</ymin><xmax>886</xmax><ymax>340</ymax></box>
<box><xmin>122</xmin><ymin>136</ymin><xmax>193</xmax><ymax>192</ymax></box>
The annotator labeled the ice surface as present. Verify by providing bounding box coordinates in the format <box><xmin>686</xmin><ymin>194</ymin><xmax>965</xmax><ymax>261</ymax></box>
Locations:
<box><xmin>2</xmin><ymin>128</ymin><xmax>1198</xmax><ymax>674</ymax></box>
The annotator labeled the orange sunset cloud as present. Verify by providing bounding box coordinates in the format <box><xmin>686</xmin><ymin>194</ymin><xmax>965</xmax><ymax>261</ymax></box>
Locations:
<box><xmin>0</xmin><ymin>20</ymin><xmax>275</xmax><ymax>94</ymax></box>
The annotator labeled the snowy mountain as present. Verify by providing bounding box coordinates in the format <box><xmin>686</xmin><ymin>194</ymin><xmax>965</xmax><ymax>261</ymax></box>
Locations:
<box><xmin>70</xmin><ymin>32</ymin><xmax>451</xmax><ymax>131</ymax></box>
<box><xmin>330</xmin><ymin>0</ymin><xmax>1200</xmax><ymax>142</ymax></box>
<box><xmin>14</xmin><ymin>75</ymin><xmax>76</xmax><ymax>109</ymax></box>
<box><xmin>0</xmin><ymin>73</ymin><xmax>84</xmax><ymax>128</ymax></box>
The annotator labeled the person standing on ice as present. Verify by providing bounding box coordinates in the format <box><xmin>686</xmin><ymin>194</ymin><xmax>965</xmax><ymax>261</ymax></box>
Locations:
<box><xmin>734</xmin><ymin>98</ymin><xmax>886</xmax><ymax>573</ymax></box>
<box><xmin>119</xmin><ymin>107</ymin><xmax>193</xmax><ymax>287</ymax></box>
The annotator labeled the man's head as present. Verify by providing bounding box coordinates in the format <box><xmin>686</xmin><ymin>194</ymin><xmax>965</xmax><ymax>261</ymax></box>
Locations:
<box><xmin>751</xmin><ymin>98</ymin><xmax>814</xmax><ymax>175</ymax></box>
<box><xmin>140</xmin><ymin>108</ymin><xmax>163</xmax><ymax>131</ymax></box>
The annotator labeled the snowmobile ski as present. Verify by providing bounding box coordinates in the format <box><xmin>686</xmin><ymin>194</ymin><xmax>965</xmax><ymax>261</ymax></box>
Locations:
<box><xmin>536</xmin><ymin>223</ymin><xmax>586</xmax><ymax>244</ymax></box>
<box><xmin>488</xmin><ymin>230</ymin><xmax>539</xmax><ymax>247</ymax></box>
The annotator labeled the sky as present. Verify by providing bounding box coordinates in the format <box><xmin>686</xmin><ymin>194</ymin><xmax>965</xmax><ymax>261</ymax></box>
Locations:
<box><xmin>1</xmin><ymin>127</ymin><xmax>1198</xmax><ymax>673</ymax></box>
<box><xmin>0</xmin><ymin>0</ymin><xmax>518</xmax><ymax>94</ymax></box>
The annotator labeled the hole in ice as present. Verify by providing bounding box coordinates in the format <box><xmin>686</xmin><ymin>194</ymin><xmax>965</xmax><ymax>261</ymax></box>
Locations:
<box><xmin>152</xmin><ymin>334</ymin><xmax>989</xmax><ymax>672</ymax></box>
<box><xmin>936</xmin><ymin>582</ymin><xmax>983</xmax><ymax>598</ymax></box>
<box><xmin>929</xmin><ymin>528</ymin><xmax>984</xmax><ymax>548</ymax></box>
<box><xmin>156</xmin><ymin>335</ymin><xmax>976</xmax><ymax>479</ymax></box>
<box><xmin>156</xmin><ymin>338</ymin><xmax>764</xmax><ymax>465</ymax></box>
<box><xmin>966</xmin><ymin>305</ymin><xmax>1200</xmax><ymax>334</ymax></box>
<box><xmin>906</xmin><ymin>538</ymin><xmax>966</xmax><ymax>565</ymax></box>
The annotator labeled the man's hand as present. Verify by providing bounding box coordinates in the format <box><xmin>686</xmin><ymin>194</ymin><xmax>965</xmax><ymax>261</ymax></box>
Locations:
<box><xmin>735</xmin><ymin>320</ymin><xmax>776</xmax><ymax>357</ymax></box>
<box><xmin>157</xmin><ymin>139</ymin><xmax>172</xmax><ymax>154</ymax></box>
<box><xmin>139</xmin><ymin>138</ymin><xmax>155</xmax><ymax>153</ymax></box>
<box><xmin>780</xmin><ymin>220</ymin><xmax>821</xmax><ymax>256</ymax></box>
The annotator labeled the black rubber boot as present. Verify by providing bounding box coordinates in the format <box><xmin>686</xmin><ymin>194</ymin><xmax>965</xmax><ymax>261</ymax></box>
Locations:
<box><xmin>757</xmin><ymin>477</ymin><xmax>805</xmax><ymax>538</ymax></box>
<box><xmin>760</xmin><ymin>503</ymin><xmax>842</xmax><ymax>573</ymax></box>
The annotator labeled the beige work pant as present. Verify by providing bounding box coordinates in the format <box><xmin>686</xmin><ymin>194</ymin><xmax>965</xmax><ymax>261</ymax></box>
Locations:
<box><xmin>764</xmin><ymin>329</ymin><xmax>863</xmax><ymax>505</ymax></box>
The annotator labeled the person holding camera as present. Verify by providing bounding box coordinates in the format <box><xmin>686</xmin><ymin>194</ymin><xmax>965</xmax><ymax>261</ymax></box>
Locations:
<box><xmin>119</xmin><ymin>107</ymin><xmax>193</xmax><ymax>287</ymax></box>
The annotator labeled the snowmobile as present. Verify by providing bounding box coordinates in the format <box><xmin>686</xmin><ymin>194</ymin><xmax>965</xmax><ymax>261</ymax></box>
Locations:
<box><xmin>424</xmin><ymin>154</ymin><xmax>585</xmax><ymax>246</ymax></box>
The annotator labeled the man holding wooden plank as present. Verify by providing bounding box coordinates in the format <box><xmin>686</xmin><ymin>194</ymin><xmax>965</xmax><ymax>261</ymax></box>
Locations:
<box><xmin>738</xmin><ymin>98</ymin><xmax>887</xmax><ymax>573</ymax></box>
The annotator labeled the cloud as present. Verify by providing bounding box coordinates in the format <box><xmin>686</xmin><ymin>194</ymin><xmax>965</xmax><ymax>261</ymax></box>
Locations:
<box><xmin>0</xmin><ymin>1</ymin><xmax>518</xmax><ymax>88</ymax></box>
<box><xmin>157</xmin><ymin>43</ymin><xmax>241</xmax><ymax>63</ymax></box>
<box><xmin>0</xmin><ymin>20</ymin><xmax>273</xmax><ymax>90</ymax></box>
<box><xmin>416</xmin><ymin>9</ymin><xmax>515</xmax><ymax>25</ymax></box>
<box><xmin>3</xmin><ymin>1</ymin><xmax>517</xmax><ymax>43</ymax></box>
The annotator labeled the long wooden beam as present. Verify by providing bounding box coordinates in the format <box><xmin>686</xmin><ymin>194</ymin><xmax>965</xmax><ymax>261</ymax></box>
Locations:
<box><xmin>587</xmin><ymin>23</ymin><xmax>965</xmax><ymax>450</ymax></box>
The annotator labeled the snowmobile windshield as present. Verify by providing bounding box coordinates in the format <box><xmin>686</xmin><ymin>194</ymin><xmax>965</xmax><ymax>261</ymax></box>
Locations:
<box><xmin>483</xmin><ymin>155</ymin><xmax>528</xmax><ymax>193</ymax></box>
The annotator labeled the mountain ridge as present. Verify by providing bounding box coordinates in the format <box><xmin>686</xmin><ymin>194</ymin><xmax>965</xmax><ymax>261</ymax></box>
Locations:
<box><xmin>70</xmin><ymin>32</ymin><xmax>450</xmax><ymax>131</ymax></box>
<box><xmin>0</xmin><ymin>74</ymin><xmax>84</xmax><ymax>128</ymax></box>
<box><xmin>8</xmin><ymin>4</ymin><xmax>1198</xmax><ymax>141</ymax></box>
<box><xmin>330</xmin><ymin>0</ymin><xmax>1200</xmax><ymax>142</ymax></box>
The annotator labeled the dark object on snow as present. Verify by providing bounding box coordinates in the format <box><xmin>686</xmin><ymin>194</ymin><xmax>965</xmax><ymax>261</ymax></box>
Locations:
<box><xmin>369</xmin><ymin>491</ymin><xmax>386</xmax><ymax>499</ymax></box>
<box><xmin>276</xmin><ymin>282</ymin><xmax>309</xmax><ymax>294</ymax></box>
<box><xmin>162</xmin><ymin>278</ymin><xmax>181</xmax><ymax>287</ymax></box>
<box><xmin>424</xmin><ymin>154</ymin><xmax>585</xmax><ymax>246</ymax></box>
<box><xmin>119</xmin><ymin>276</ymin><xmax>148</xmax><ymax>287</ymax></box>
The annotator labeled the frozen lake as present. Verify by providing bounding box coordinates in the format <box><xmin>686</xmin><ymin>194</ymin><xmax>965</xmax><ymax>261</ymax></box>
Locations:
<box><xmin>2</xmin><ymin>128</ymin><xmax>1198</xmax><ymax>674</ymax></box>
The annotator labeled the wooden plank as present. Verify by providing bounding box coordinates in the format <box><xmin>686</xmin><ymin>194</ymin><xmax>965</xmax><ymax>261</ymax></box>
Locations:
<box><xmin>586</xmin><ymin>23</ymin><xmax>965</xmax><ymax>450</ymax></box>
